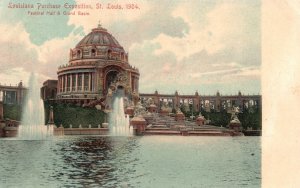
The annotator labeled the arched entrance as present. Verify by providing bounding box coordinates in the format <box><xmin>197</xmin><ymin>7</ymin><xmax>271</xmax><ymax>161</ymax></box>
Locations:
<box><xmin>105</xmin><ymin>70</ymin><xmax>119</xmax><ymax>91</ymax></box>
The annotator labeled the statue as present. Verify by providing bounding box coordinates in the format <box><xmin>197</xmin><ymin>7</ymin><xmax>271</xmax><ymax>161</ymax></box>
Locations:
<box><xmin>230</xmin><ymin>106</ymin><xmax>240</xmax><ymax>120</ymax></box>
<box><xmin>132</xmin><ymin>90</ymin><xmax>139</xmax><ymax>106</ymax></box>
<box><xmin>229</xmin><ymin>106</ymin><xmax>241</xmax><ymax>132</ymax></box>
<box><xmin>107</xmin><ymin>87</ymin><xmax>113</xmax><ymax>96</ymax></box>
<box><xmin>145</xmin><ymin>98</ymin><xmax>154</xmax><ymax>107</ymax></box>
<box><xmin>134</xmin><ymin>101</ymin><xmax>147</xmax><ymax>117</ymax></box>
<box><xmin>176</xmin><ymin>107</ymin><xmax>183</xmax><ymax>114</ymax></box>
<box><xmin>161</xmin><ymin>101</ymin><xmax>169</xmax><ymax>110</ymax></box>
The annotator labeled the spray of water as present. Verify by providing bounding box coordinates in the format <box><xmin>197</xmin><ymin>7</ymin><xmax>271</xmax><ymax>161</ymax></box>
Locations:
<box><xmin>18</xmin><ymin>73</ymin><xmax>53</xmax><ymax>140</ymax></box>
<box><xmin>109</xmin><ymin>88</ymin><xmax>133</xmax><ymax>136</ymax></box>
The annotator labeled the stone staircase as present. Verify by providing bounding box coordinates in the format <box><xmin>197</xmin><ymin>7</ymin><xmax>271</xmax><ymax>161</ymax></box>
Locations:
<box><xmin>143</xmin><ymin>113</ymin><xmax>233</xmax><ymax>136</ymax></box>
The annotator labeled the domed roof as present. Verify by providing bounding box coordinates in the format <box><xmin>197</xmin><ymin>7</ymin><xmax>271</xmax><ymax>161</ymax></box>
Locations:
<box><xmin>76</xmin><ymin>24</ymin><xmax>123</xmax><ymax>49</ymax></box>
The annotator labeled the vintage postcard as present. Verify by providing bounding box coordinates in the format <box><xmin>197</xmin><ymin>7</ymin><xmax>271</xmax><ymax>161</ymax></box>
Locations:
<box><xmin>2</xmin><ymin>0</ymin><xmax>293</xmax><ymax>187</ymax></box>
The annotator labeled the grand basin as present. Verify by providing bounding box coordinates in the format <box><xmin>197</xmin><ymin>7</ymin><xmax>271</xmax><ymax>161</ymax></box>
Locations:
<box><xmin>0</xmin><ymin>136</ymin><xmax>261</xmax><ymax>188</ymax></box>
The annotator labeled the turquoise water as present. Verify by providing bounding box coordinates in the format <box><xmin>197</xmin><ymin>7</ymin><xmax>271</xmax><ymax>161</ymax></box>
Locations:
<box><xmin>0</xmin><ymin>136</ymin><xmax>260</xmax><ymax>188</ymax></box>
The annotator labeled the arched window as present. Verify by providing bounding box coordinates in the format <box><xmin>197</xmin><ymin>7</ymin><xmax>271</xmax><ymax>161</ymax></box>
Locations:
<box><xmin>120</xmin><ymin>52</ymin><xmax>124</xmax><ymax>61</ymax></box>
<box><xmin>77</xmin><ymin>50</ymin><xmax>81</xmax><ymax>59</ymax></box>
<box><xmin>51</xmin><ymin>89</ymin><xmax>55</xmax><ymax>98</ymax></box>
<box><xmin>107</xmin><ymin>50</ymin><xmax>112</xmax><ymax>59</ymax></box>
<box><xmin>91</xmin><ymin>49</ymin><xmax>96</xmax><ymax>57</ymax></box>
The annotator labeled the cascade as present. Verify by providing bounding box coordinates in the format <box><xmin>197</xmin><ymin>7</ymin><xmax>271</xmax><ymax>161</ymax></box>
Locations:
<box><xmin>109</xmin><ymin>88</ymin><xmax>133</xmax><ymax>136</ymax></box>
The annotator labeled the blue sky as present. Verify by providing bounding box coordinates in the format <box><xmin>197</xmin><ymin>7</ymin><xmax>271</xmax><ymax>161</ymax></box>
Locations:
<box><xmin>0</xmin><ymin>0</ymin><xmax>261</xmax><ymax>95</ymax></box>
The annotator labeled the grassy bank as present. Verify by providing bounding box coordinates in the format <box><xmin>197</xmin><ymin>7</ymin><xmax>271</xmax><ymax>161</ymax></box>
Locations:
<box><xmin>3</xmin><ymin>102</ymin><xmax>261</xmax><ymax>130</ymax></box>
<box><xmin>180</xmin><ymin>107</ymin><xmax>262</xmax><ymax>130</ymax></box>
<box><xmin>44</xmin><ymin>102</ymin><xmax>106</xmax><ymax>128</ymax></box>
<box><xmin>3</xmin><ymin>104</ymin><xmax>22</xmax><ymax>121</ymax></box>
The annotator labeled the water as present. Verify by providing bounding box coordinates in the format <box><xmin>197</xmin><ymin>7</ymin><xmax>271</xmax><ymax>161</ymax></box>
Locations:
<box><xmin>109</xmin><ymin>89</ymin><xmax>133</xmax><ymax>136</ymax></box>
<box><xmin>0</xmin><ymin>136</ymin><xmax>261</xmax><ymax>188</ymax></box>
<box><xmin>19</xmin><ymin>73</ymin><xmax>53</xmax><ymax>140</ymax></box>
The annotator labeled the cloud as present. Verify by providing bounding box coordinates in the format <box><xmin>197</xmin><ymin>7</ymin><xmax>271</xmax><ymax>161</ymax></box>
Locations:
<box><xmin>153</xmin><ymin>1</ymin><xmax>260</xmax><ymax>61</ymax></box>
<box><xmin>0</xmin><ymin>22</ymin><xmax>81</xmax><ymax>85</ymax></box>
<box><xmin>0</xmin><ymin>0</ymin><xmax>261</xmax><ymax>95</ymax></box>
<box><xmin>127</xmin><ymin>0</ymin><xmax>261</xmax><ymax>94</ymax></box>
<box><xmin>0</xmin><ymin>23</ymin><xmax>38</xmax><ymax>75</ymax></box>
<box><xmin>130</xmin><ymin>40</ymin><xmax>260</xmax><ymax>94</ymax></box>
<box><xmin>0</xmin><ymin>0</ymin><xmax>75</xmax><ymax>45</ymax></box>
<box><xmin>37</xmin><ymin>32</ymin><xmax>81</xmax><ymax>78</ymax></box>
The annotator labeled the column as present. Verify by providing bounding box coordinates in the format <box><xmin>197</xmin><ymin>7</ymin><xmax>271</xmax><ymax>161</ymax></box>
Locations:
<box><xmin>82</xmin><ymin>73</ymin><xmax>84</xmax><ymax>91</ymax></box>
<box><xmin>132</xmin><ymin>76</ymin><xmax>135</xmax><ymax>92</ymax></box>
<box><xmin>0</xmin><ymin>100</ymin><xmax>3</xmax><ymax>120</ymax></box>
<box><xmin>62</xmin><ymin>75</ymin><xmax>64</xmax><ymax>92</ymax></box>
<box><xmin>154</xmin><ymin>91</ymin><xmax>159</xmax><ymax>107</ymax></box>
<box><xmin>174</xmin><ymin>92</ymin><xmax>178</xmax><ymax>109</ymax></box>
<box><xmin>194</xmin><ymin>94</ymin><xmax>200</xmax><ymax>112</ymax></box>
<box><xmin>60</xmin><ymin>76</ymin><xmax>63</xmax><ymax>93</ymax></box>
<box><xmin>0</xmin><ymin>90</ymin><xmax>2</xmax><ymax>102</ymax></box>
<box><xmin>61</xmin><ymin>76</ymin><xmax>63</xmax><ymax>92</ymax></box>
<box><xmin>70</xmin><ymin>74</ymin><xmax>73</xmax><ymax>92</ymax></box>
<box><xmin>57</xmin><ymin>77</ymin><xmax>60</xmax><ymax>93</ymax></box>
<box><xmin>65</xmin><ymin>74</ymin><xmax>67</xmax><ymax>92</ymax></box>
<box><xmin>3</xmin><ymin>91</ymin><xmax>6</xmax><ymax>103</ymax></box>
<box><xmin>75</xmin><ymin>73</ymin><xmax>78</xmax><ymax>92</ymax></box>
<box><xmin>57</xmin><ymin>77</ymin><xmax>59</xmax><ymax>93</ymax></box>
<box><xmin>91</xmin><ymin>72</ymin><xmax>95</xmax><ymax>92</ymax></box>
<box><xmin>88</xmin><ymin>72</ymin><xmax>91</xmax><ymax>91</ymax></box>
<box><xmin>93</xmin><ymin>72</ymin><xmax>95</xmax><ymax>92</ymax></box>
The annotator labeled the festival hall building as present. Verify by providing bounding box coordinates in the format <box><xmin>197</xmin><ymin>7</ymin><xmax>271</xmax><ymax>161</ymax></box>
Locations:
<box><xmin>48</xmin><ymin>24</ymin><xmax>140</xmax><ymax>106</ymax></box>
<box><xmin>40</xmin><ymin>23</ymin><xmax>261</xmax><ymax>113</ymax></box>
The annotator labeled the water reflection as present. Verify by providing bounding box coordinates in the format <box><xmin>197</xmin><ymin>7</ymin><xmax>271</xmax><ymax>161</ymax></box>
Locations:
<box><xmin>0</xmin><ymin>136</ymin><xmax>260</xmax><ymax>188</ymax></box>
<box><xmin>55</xmin><ymin>137</ymin><xmax>139</xmax><ymax>187</ymax></box>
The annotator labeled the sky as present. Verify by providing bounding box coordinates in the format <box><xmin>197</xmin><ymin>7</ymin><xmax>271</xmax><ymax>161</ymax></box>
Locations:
<box><xmin>0</xmin><ymin>0</ymin><xmax>261</xmax><ymax>95</ymax></box>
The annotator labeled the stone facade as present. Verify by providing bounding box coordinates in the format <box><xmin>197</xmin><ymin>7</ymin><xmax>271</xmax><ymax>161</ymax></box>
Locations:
<box><xmin>0</xmin><ymin>81</ymin><xmax>26</xmax><ymax>105</ymax></box>
<box><xmin>41</xmin><ymin>80</ymin><xmax>58</xmax><ymax>100</ymax></box>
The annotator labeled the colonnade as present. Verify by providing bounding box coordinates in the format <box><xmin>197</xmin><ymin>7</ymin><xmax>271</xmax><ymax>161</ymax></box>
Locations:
<box><xmin>140</xmin><ymin>93</ymin><xmax>261</xmax><ymax>113</ymax></box>
<box><xmin>0</xmin><ymin>86</ymin><xmax>25</xmax><ymax>105</ymax></box>
<box><xmin>58</xmin><ymin>72</ymin><xmax>95</xmax><ymax>93</ymax></box>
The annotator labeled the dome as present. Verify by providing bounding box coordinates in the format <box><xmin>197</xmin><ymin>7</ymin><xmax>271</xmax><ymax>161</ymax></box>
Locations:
<box><xmin>69</xmin><ymin>23</ymin><xmax>129</xmax><ymax>62</ymax></box>
<box><xmin>76</xmin><ymin>24</ymin><xmax>124</xmax><ymax>50</ymax></box>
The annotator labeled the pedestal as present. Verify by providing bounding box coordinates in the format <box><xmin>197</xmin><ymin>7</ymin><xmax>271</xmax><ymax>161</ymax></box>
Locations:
<box><xmin>175</xmin><ymin>112</ymin><xmax>185</xmax><ymax>121</ymax></box>
<box><xmin>148</xmin><ymin>104</ymin><xmax>157</xmax><ymax>113</ymax></box>
<box><xmin>125</xmin><ymin>107</ymin><xmax>134</xmax><ymax>117</ymax></box>
<box><xmin>102</xmin><ymin>123</ymin><xmax>109</xmax><ymax>128</ymax></box>
<box><xmin>48</xmin><ymin>106</ymin><xmax>54</xmax><ymax>124</ymax></box>
<box><xmin>196</xmin><ymin>117</ymin><xmax>205</xmax><ymax>126</ymax></box>
<box><xmin>229</xmin><ymin>122</ymin><xmax>241</xmax><ymax>132</ymax></box>
<box><xmin>130</xmin><ymin>116</ymin><xmax>146</xmax><ymax>135</ymax></box>
<box><xmin>54</xmin><ymin>127</ymin><xmax>64</xmax><ymax>136</ymax></box>
<box><xmin>160</xmin><ymin>109</ymin><xmax>169</xmax><ymax>116</ymax></box>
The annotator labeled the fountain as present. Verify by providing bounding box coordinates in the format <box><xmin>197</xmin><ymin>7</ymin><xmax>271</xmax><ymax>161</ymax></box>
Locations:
<box><xmin>109</xmin><ymin>88</ymin><xmax>133</xmax><ymax>136</ymax></box>
<box><xmin>18</xmin><ymin>73</ymin><xmax>53</xmax><ymax>140</ymax></box>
